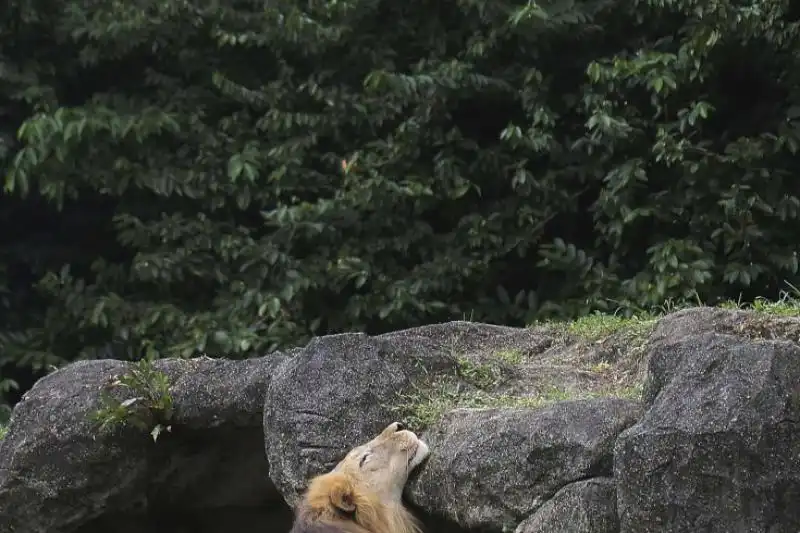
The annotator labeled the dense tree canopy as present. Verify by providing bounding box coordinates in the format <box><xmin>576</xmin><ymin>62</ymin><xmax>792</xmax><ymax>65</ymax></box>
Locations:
<box><xmin>2</xmin><ymin>0</ymin><xmax>800</xmax><ymax>414</ymax></box>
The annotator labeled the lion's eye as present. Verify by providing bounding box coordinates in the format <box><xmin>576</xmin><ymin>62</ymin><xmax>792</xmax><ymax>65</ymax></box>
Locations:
<box><xmin>359</xmin><ymin>453</ymin><xmax>370</xmax><ymax>468</ymax></box>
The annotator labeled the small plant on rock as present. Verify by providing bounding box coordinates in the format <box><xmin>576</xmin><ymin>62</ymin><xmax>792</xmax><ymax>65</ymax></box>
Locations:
<box><xmin>91</xmin><ymin>357</ymin><xmax>174</xmax><ymax>442</ymax></box>
<box><xmin>0</xmin><ymin>402</ymin><xmax>10</xmax><ymax>440</ymax></box>
<box><xmin>456</xmin><ymin>358</ymin><xmax>503</xmax><ymax>390</ymax></box>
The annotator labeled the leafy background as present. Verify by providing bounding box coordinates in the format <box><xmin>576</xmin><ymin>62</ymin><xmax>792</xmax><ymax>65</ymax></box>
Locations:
<box><xmin>2</xmin><ymin>0</ymin><xmax>800</xmax><ymax>417</ymax></box>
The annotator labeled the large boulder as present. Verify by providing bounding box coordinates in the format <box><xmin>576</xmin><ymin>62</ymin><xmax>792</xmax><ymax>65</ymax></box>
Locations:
<box><xmin>262</xmin><ymin>321</ymin><xmax>573</xmax><ymax>506</ymax></box>
<box><xmin>615</xmin><ymin>316</ymin><xmax>800</xmax><ymax>532</ymax></box>
<box><xmin>514</xmin><ymin>478</ymin><xmax>618</xmax><ymax>533</ymax></box>
<box><xmin>0</xmin><ymin>360</ymin><xmax>148</xmax><ymax>533</ymax></box>
<box><xmin>0</xmin><ymin>355</ymin><xmax>288</xmax><ymax>533</ymax></box>
<box><xmin>263</xmin><ymin>331</ymin><xmax>454</xmax><ymax>506</ymax></box>
<box><xmin>406</xmin><ymin>398</ymin><xmax>641</xmax><ymax>531</ymax></box>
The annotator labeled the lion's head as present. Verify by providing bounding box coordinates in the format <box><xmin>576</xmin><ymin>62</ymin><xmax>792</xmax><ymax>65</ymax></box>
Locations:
<box><xmin>291</xmin><ymin>421</ymin><xmax>430</xmax><ymax>533</ymax></box>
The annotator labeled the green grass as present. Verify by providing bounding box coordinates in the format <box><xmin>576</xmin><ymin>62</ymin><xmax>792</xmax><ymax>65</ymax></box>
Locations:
<box><xmin>565</xmin><ymin>312</ymin><xmax>658</xmax><ymax>340</ymax></box>
<box><xmin>530</xmin><ymin>289</ymin><xmax>800</xmax><ymax>344</ymax></box>
<box><xmin>0</xmin><ymin>425</ymin><xmax>7</xmax><ymax>440</ymax></box>
<box><xmin>395</xmin><ymin>381</ymin><xmax>644</xmax><ymax>429</ymax></box>
<box><xmin>527</xmin><ymin>309</ymin><xmax>659</xmax><ymax>343</ymax></box>
<box><xmin>396</xmin><ymin>293</ymin><xmax>800</xmax><ymax>430</ymax></box>
<box><xmin>494</xmin><ymin>348</ymin><xmax>524</xmax><ymax>365</ymax></box>
<box><xmin>455</xmin><ymin>358</ymin><xmax>504</xmax><ymax>390</ymax></box>
<box><xmin>394</xmin><ymin>382</ymin><xmax>579</xmax><ymax>429</ymax></box>
<box><xmin>723</xmin><ymin>294</ymin><xmax>800</xmax><ymax>317</ymax></box>
<box><xmin>528</xmin><ymin>284</ymin><xmax>800</xmax><ymax>332</ymax></box>
<box><xmin>392</xmin><ymin>309</ymin><xmax>666</xmax><ymax>429</ymax></box>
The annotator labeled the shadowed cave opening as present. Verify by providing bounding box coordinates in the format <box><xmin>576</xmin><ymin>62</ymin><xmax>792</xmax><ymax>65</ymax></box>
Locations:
<box><xmin>77</xmin><ymin>500</ymin><xmax>474</xmax><ymax>533</ymax></box>
<box><xmin>71</xmin><ymin>426</ymin><xmax>474</xmax><ymax>533</ymax></box>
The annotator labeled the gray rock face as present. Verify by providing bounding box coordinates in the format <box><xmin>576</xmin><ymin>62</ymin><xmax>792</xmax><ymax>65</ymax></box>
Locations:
<box><xmin>263</xmin><ymin>331</ymin><xmax>456</xmax><ymax>506</ymax></box>
<box><xmin>514</xmin><ymin>478</ymin><xmax>618</xmax><ymax>533</ymax></box>
<box><xmin>376</xmin><ymin>321</ymin><xmax>559</xmax><ymax>365</ymax></box>
<box><xmin>0</xmin><ymin>360</ymin><xmax>147</xmax><ymax>533</ymax></box>
<box><xmin>148</xmin><ymin>356</ymin><xmax>289</xmax><ymax>509</ymax></box>
<box><xmin>262</xmin><ymin>321</ymin><xmax>591</xmax><ymax>508</ymax></box>
<box><xmin>615</xmin><ymin>331</ymin><xmax>800</xmax><ymax>533</ymax></box>
<box><xmin>406</xmin><ymin>398</ymin><xmax>641</xmax><ymax>531</ymax></box>
<box><xmin>0</xmin><ymin>355</ymin><xmax>287</xmax><ymax>533</ymax></box>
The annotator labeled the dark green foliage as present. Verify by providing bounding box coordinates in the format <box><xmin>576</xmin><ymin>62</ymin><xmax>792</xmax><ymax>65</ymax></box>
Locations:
<box><xmin>1</xmin><ymin>0</ymin><xmax>800</xmax><ymax>408</ymax></box>
<box><xmin>92</xmin><ymin>357</ymin><xmax>173</xmax><ymax>442</ymax></box>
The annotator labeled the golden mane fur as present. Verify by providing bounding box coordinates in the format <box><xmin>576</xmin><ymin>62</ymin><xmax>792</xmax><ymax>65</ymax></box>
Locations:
<box><xmin>289</xmin><ymin>422</ymin><xmax>430</xmax><ymax>533</ymax></box>
<box><xmin>291</xmin><ymin>471</ymin><xmax>422</xmax><ymax>533</ymax></box>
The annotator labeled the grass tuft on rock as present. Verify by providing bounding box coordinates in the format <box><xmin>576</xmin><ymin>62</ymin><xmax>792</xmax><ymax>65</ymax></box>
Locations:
<box><xmin>394</xmin><ymin>291</ymin><xmax>800</xmax><ymax>430</ymax></box>
<box><xmin>719</xmin><ymin>293</ymin><xmax>800</xmax><ymax>317</ymax></box>
<box><xmin>392</xmin><ymin>309</ymin><xmax>654</xmax><ymax>429</ymax></box>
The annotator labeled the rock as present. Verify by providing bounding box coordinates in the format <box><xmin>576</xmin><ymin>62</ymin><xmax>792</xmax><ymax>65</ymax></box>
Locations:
<box><xmin>147</xmin><ymin>356</ymin><xmax>288</xmax><ymax>509</ymax></box>
<box><xmin>74</xmin><ymin>506</ymin><xmax>294</xmax><ymax>533</ymax></box>
<box><xmin>615</xmin><ymin>331</ymin><xmax>800</xmax><ymax>532</ymax></box>
<box><xmin>641</xmin><ymin>307</ymin><xmax>743</xmax><ymax>404</ymax></box>
<box><xmin>262</xmin><ymin>321</ymin><xmax>586</xmax><ymax>507</ymax></box>
<box><xmin>376</xmin><ymin>321</ymin><xmax>560</xmax><ymax>365</ymax></box>
<box><xmin>406</xmin><ymin>398</ymin><xmax>642</xmax><ymax>531</ymax></box>
<box><xmin>643</xmin><ymin>306</ymin><xmax>800</xmax><ymax>404</ymax></box>
<box><xmin>0</xmin><ymin>360</ymin><xmax>146</xmax><ymax>533</ymax></box>
<box><xmin>0</xmin><ymin>355</ymin><xmax>287</xmax><ymax>533</ymax></box>
<box><xmin>263</xmin><ymin>331</ymin><xmax>456</xmax><ymax>506</ymax></box>
<box><xmin>514</xmin><ymin>478</ymin><xmax>618</xmax><ymax>533</ymax></box>
<box><xmin>6</xmin><ymin>308</ymin><xmax>800</xmax><ymax>533</ymax></box>
<box><xmin>379</xmin><ymin>319</ymin><xmax>647</xmax><ymax>401</ymax></box>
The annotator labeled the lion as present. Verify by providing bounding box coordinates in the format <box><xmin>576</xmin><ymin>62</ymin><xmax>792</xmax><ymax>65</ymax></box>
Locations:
<box><xmin>289</xmin><ymin>421</ymin><xmax>431</xmax><ymax>533</ymax></box>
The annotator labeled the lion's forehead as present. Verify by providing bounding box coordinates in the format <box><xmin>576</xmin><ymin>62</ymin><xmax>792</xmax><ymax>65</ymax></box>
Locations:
<box><xmin>345</xmin><ymin>444</ymin><xmax>368</xmax><ymax>458</ymax></box>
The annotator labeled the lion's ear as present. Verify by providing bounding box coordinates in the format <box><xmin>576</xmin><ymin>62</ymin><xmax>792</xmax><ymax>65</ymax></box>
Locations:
<box><xmin>327</xmin><ymin>473</ymin><xmax>357</xmax><ymax>513</ymax></box>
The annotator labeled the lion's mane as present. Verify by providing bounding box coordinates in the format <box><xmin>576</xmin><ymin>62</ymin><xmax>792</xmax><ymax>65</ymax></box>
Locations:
<box><xmin>289</xmin><ymin>471</ymin><xmax>423</xmax><ymax>533</ymax></box>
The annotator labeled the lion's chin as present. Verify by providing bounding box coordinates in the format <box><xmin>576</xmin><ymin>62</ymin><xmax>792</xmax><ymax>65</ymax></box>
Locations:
<box><xmin>407</xmin><ymin>439</ymin><xmax>430</xmax><ymax>470</ymax></box>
